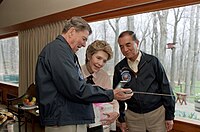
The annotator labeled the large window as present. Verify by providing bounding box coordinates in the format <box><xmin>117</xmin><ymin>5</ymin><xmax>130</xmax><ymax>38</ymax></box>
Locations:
<box><xmin>0</xmin><ymin>3</ymin><xmax>199</xmax><ymax>123</ymax></box>
<box><xmin>0</xmin><ymin>37</ymin><xmax>19</xmax><ymax>84</ymax></box>
<box><xmin>77</xmin><ymin>4</ymin><xmax>200</xmax><ymax>122</ymax></box>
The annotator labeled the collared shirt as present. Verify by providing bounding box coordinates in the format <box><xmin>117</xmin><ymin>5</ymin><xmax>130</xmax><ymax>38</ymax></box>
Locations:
<box><xmin>127</xmin><ymin>51</ymin><xmax>142</xmax><ymax>73</ymax></box>
<box><xmin>81</xmin><ymin>64</ymin><xmax>111</xmax><ymax>89</ymax></box>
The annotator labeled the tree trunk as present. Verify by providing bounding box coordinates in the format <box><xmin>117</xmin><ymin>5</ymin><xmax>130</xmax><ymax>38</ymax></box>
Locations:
<box><xmin>185</xmin><ymin>6</ymin><xmax>195</xmax><ymax>96</ymax></box>
<box><xmin>177</xmin><ymin>20</ymin><xmax>186</xmax><ymax>88</ymax></box>
<box><xmin>127</xmin><ymin>16</ymin><xmax>135</xmax><ymax>31</ymax></box>
<box><xmin>157</xmin><ymin>10</ymin><xmax>168</xmax><ymax>65</ymax></box>
<box><xmin>139</xmin><ymin>16</ymin><xmax>151</xmax><ymax>51</ymax></box>
<box><xmin>151</xmin><ymin>13</ymin><xmax>159</xmax><ymax>57</ymax></box>
<box><xmin>108</xmin><ymin>18</ymin><xmax>121</xmax><ymax>65</ymax></box>
<box><xmin>103</xmin><ymin>21</ymin><xmax>107</xmax><ymax>40</ymax></box>
<box><xmin>191</xmin><ymin>5</ymin><xmax>200</xmax><ymax>95</ymax></box>
<box><xmin>170</xmin><ymin>8</ymin><xmax>184</xmax><ymax>88</ymax></box>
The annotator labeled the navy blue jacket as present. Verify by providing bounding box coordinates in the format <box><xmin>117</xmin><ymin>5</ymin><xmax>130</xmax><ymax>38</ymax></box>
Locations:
<box><xmin>113</xmin><ymin>52</ymin><xmax>175</xmax><ymax>122</ymax></box>
<box><xmin>35</xmin><ymin>35</ymin><xmax>113</xmax><ymax>126</ymax></box>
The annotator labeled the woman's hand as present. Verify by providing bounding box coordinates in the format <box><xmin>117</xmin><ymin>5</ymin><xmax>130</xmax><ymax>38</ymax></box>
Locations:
<box><xmin>101</xmin><ymin>112</ymin><xmax>119</xmax><ymax>125</ymax></box>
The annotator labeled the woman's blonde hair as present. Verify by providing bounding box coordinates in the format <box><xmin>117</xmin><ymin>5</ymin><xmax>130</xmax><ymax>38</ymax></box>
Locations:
<box><xmin>85</xmin><ymin>40</ymin><xmax>113</xmax><ymax>63</ymax></box>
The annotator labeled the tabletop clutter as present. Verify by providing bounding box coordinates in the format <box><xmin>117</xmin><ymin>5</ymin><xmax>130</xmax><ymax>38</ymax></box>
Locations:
<box><xmin>0</xmin><ymin>109</ymin><xmax>16</xmax><ymax>132</ymax></box>
<box><xmin>23</xmin><ymin>95</ymin><xmax>36</xmax><ymax>107</ymax></box>
<box><xmin>0</xmin><ymin>95</ymin><xmax>38</xmax><ymax>132</ymax></box>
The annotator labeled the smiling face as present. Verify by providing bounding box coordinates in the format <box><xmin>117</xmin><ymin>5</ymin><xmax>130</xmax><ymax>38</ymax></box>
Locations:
<box><xmin>87</xmin><ymin>50</ymin><xmax>109</xmax><ymax>73</ymax></box>
<box><xmin>118</xmin><ymin>34</ymin><xmax>139</xmax><ymax>61</ymax></box>
<box><xmin>67</xmin><ymin>27</ymin><xmax>89</xmax><ymax>53</ymax></box>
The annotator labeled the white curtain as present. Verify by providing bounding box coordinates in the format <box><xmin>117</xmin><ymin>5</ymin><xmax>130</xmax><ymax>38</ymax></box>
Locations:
<box><xmin>18</xmin><ymin>21</ymin><xmax>65</xmax><ymax>96</ymax></box>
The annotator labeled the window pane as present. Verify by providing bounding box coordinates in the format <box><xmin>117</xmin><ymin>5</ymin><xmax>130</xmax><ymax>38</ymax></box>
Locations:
<box><xmin>0</xmin><ymin>36</ymin><xmax>19</xmax><ymax>85</ymax></box>
<box><xmin>77</xmin><ymin>4</ymin><xmax>200</xmax><ymax>122</ymax></box>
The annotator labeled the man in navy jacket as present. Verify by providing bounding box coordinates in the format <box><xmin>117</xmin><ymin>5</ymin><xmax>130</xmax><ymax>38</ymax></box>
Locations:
<box><xmin>113</xmin><ymin>30</ymin><xmax>175</xmax><ymax>132</ymax></box>
<box><xmin>35</xmin><ymin>17</ymin><xmax>133</xmax><ymax>132</ymax></box>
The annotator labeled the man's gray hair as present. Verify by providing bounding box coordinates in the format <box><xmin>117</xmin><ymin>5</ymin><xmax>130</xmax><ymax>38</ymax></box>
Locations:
<box><xmin>62</xmin><ymin>16</ymin><xmax>92</xmax><ymax>35</ymax></box>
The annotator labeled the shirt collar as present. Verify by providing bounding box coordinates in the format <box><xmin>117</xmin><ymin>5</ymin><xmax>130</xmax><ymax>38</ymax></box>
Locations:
<box><xmin>82</xmin><ymin>64</ymin><xmax>97</xmax><ymax>79</ymax></box>
<box><xmin>128</xmin><ymin>51</ymin><xmax>142</xmax><ymax>63</ymax></box>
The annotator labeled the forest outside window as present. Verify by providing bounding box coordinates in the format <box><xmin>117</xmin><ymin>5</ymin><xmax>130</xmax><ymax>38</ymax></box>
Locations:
<box><xmin>77</xmin><ymin>4</ymin><xmax>200</xmax><ymax>122</ymax></box>
<box><xmin>0</xmin><ymin>36</ymin><xmax>19</xmax><ymax>85</ymax></box>
<box><xmin>0</xmin><ymin>3</ymin><xmax>199</xmax><ymax>124</ymax></box>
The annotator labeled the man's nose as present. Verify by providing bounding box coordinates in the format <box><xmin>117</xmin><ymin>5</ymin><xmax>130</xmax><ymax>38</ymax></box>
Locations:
<box><xmin>124</xmin><ymin>46</ymin><xmax>128</xmax><ymax>52</ymax></box>
<box><xmin>82</xmin><ymin>42</ymin><xmax>86</xmax><ymax>47</ymax></box>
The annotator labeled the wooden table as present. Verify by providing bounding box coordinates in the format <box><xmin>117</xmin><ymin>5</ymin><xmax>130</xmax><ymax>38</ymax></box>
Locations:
<box><xmin>176</xmin><ymin>92</ymin><xmax>187</xmax><ymax>105</ymax></box>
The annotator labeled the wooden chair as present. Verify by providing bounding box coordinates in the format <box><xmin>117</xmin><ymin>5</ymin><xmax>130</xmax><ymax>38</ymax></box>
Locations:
<box><xmin>7</xmin><ymin>83</ymin><xmax>36</xmax><ymax>132</ymax></box>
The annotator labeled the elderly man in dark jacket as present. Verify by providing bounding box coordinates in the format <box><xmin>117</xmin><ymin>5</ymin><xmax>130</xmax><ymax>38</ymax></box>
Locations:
<box><xmin>113</xmin><ymin>30</ymin><xmax>175</xmax><ymax>132</ymax></box>
<box><xmin>35</xmin><ymin>17</ymin><xmax>133</xmax><ymax>132</ymax></box>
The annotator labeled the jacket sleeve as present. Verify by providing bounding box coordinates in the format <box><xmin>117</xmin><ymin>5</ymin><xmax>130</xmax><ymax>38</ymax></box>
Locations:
<box><xmin>113</xmin><ymin>65</ymin><xmax>126</xmax><ymax>122</ymax></box>
<box><xmin>37</xmin><ymin>43</ymin><xmax>114</xmax><ymax>104</ymax></box>
<box><xmin>154</xmin><ymin>58</ymin><xmax>175</xmax><ymax>120</ymax></box>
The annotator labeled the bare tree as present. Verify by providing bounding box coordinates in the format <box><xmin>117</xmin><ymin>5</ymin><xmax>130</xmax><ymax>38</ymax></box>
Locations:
<box><xmin>170</xmin><ymin>8</ymin><xmax>184</xmax><ymax>88</ymax></box>
<box><xmin>191</xmin><ymin>5</ymin><xmax>200</xmax><ymax>95</ymax></box>
<box><xmin>177</xmin><ymin>20</ymin><xmax>187</xmax><ymax>88</ymax></box>
<box><xmin>127</xmin><ymin>16</ymin><xmax>135</xmax><ymax>31</ymax></box>
<box><xmin>139</xmin><ymin>16</ymin><xmax>151</xmax><ymax>52</ymax></box>
<box><xmin>157</xmin><ymin>10</ymin><xmax>169</xmax><ymax>65</ymax></box>
<box><xmin>108</xmin><ymin>18</ymin><xmax>121</xmax><ymax>65</ymax></box>
<box><xmin>150</xmin><ymin>13</ymin><xmax>159</xmax><ymax>56</ymax></box>
<box><xmin>103</xmin><ymin>21</ymin><xmax>107</xmax><ymax>40</ymax></box>
<box><xmin>185</xmin><ymin>6</ymin><xmax>195</xmax><ymax>95</ymax></box>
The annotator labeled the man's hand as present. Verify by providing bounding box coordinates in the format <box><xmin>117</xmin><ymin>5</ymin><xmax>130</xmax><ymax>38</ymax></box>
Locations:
<box><xmin>119</xmin><ymin>122</ymin><xmax>128</xmax><ymax>132</ymax></box>
<box><xmin>165</xmin><ymin>120</ymin><xmax>174</xmax><ymax>131</ymax></box>
<box><xmin>113</xmin><ymin>88</ymin><xmax>133</xmax><ymax>101</ymax></box>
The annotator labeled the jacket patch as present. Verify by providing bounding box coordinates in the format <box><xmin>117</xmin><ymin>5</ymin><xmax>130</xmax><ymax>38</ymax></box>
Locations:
<box><xmin>121</xmin><ymin>70</ymin><xmax>131</xmax><ymax>82</ymax></box>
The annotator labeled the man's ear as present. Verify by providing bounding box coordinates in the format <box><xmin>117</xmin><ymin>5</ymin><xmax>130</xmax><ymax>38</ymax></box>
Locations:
<box><xmin>135</xmin><ymin>40</ymin><xmax>139</xmax><ymax>46</ymax></box>
<box><xmin>68</xmin><ymin>27</ymin><xmax>76</xmax><ymax>36</ymax></box>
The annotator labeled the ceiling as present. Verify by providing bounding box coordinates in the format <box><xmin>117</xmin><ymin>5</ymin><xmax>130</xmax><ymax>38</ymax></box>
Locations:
<box><xmin>0</xmin><ymin>0</ymin><xmax>101</xmax><ymax>28</ymax></box>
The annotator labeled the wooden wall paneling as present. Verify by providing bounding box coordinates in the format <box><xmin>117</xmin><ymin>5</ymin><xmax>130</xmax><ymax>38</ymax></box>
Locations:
<box><xmin>0</xmin><ymin>32</ymin><xmax>18</xmax><ymax>39</ymax></box>
<box><xmin>0</xmin><ymin>0</ymin><xmax>199</xmax><ymax>36</ymax></box>
<box><xmin>84</xmin><ymin>0</ymin><xmax>200</xmax><ymax>22</ymax></box>
<box><xmin>173</xmin><ymin>119</ymin><xmax>200</xmax><ymax>131</ymax></box>
<box><xmin>0</xmin><ymin>83</ymin><xmax>18</xmax><ymax>104</ymax></box>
